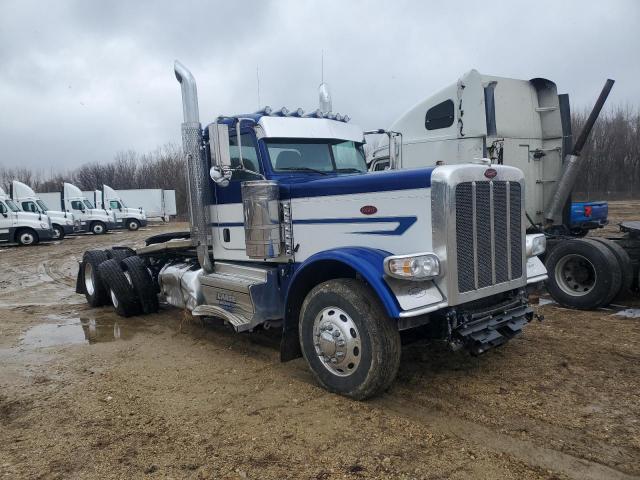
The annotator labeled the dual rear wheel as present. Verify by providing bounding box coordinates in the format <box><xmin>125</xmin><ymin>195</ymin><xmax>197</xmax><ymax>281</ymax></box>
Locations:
<box><xmin>545</xmin><ymin>238</ymin><xmax>632</xmax><ymax>309</ymax></box>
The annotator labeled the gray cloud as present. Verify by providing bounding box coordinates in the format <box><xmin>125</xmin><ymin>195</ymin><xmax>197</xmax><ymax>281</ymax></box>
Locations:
<box><xmin>1</xmin><ymin>0</ymin><xmax>638</xmax><ymax>170</ymax></box>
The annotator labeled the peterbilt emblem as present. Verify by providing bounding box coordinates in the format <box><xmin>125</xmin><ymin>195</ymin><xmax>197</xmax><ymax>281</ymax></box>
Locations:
<box><xmin>360</xmin><ymin>205</ymin><xmax>378</xmax><ymax>215</ymax></box>
<box><xmin>484</xmin><ymin>168</ymin><xmax>497</xmax><ymax>179</ymax></box>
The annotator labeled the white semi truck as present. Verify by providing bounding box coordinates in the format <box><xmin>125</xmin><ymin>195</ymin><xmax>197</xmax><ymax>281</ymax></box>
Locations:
<box><xmin>76</xmin><ymin>62</ymin><xmax>547</xmax><ymax>399</ymax></box>
<box><xmin>369</xmin><ymin>71</ymin><xmax>639</xmax><ymax>310</ymax></box>
<box><xmin>98</xmin><ymin>185</ymin><xmax>148</xmax><ymax>231</ymax></box>
<box><xmin>10</xmin><ymin>180</ymin><xmax>79</xmax><ymax>240</ymax></box>
<box><xmin>86</xmin><ymin>188</ymin><xmax>176</xmax><ymax>222</ymax></box>
<box><xmin>0</xmin><ymin>186</ymin><xmax>55</xmax><ymax>246</ymax></box>
<box><xmin>39</xmin><ymin>183</ymin><xmax>116</xmax><ymax>234</ymax></box>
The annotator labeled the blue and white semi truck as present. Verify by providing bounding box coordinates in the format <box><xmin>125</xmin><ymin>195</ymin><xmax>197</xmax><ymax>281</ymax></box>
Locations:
<box><xmin>76</xmin><ymin>62</ymin><xmax>547</xmax><ymax>399</ymax></box>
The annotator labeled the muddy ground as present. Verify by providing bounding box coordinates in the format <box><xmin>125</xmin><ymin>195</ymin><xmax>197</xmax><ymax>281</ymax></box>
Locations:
<box><xmin>1</xmin><ymin>203</ymin><xmax>639</xmax><ymax>480</ymax></box>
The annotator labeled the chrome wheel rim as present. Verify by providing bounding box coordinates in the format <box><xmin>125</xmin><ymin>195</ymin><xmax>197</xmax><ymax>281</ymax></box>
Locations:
<box><xmin>555</xmin><ymin>254</ymin><xmax>596</xmax><ymax>297</ymax></box>
<box><xmin>110</xmin><ymin>289</ymin><xmax>119</xmax><ymax>308</ymax></box>
<box><xmin>312</xmin><ymin>307</ymin><xmax>361</xmax><ymax>377</ymax></box>
<box><xmin>94</xmin><ymin>224</ymin><xmax>104</xmax><ymax>234</ymax></box>
<box><xmin>20</xmin><ymin>232</ymin><xmax>35</xmax><ymax>245</ymax></box>
<box><xmin>52</xmin><ymin>228</ymin><xmax>61</xmax><ymax>239</ymax></box>
<box><xmin>129</xmin><ymin>221</ymin><xmax>138</xmax><ymax>230</ymax></box>
<box><xmin>84</xmin><ymin>263</ymin><xmax>95</xmax><ymax>295</ymax></box>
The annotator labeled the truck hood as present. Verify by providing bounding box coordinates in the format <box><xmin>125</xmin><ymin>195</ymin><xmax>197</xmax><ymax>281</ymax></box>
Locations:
<box><xmin>280</xmin><ymin>167</ymin><xmax>434</xmax><ymax>199</ymax></box>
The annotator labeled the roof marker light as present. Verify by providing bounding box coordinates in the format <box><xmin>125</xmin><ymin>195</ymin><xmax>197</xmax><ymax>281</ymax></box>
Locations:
<box><xmin>279</xmin><ymin>107</ymin><xmax>290</xmax><ymax>116</ymax></box>
<box><xmin>293</xmin><ymin>107</ymin><xmax>304</xmax><ymax>117</ymax></box>
<box><xmin>343</xmin><ymin>115</ymin><xmax>350</xmax><ymax>123</ymax></box>
<box><xmin>335</xmin><ymin>113</ymin><xmax>343</xmax><ymax>121</ymax></box>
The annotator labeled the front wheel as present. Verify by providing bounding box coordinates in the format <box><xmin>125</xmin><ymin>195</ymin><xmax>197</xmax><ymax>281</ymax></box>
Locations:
<box><xmin>126</xmin><ymin>219</ymin><xmax>140</xmax><ymax>231</ymax></box>
<box><xmin>299</xmin><ymin>278</ymin><xmax>401</xmax><ymax>400</ymax></box>
<box><xmin>16</xmin><ymin>229</ymin><xmax>39</xmax><ymax>246</ymax></box>
<box><xmin>52</xmin><ymin>225</ymin><xmax>65</xmax><ymax>240</ymax></box>
<box><xmin>91</xmin><ymin>221</ymin><xmax>106</xmax><ymax>235</ymax></box>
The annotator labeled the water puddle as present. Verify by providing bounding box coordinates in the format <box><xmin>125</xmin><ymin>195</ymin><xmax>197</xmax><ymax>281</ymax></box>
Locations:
<box><xmin>20</xmin><ymin>314</ymin><xmax>139</xmax><ymax>349</ymax></box>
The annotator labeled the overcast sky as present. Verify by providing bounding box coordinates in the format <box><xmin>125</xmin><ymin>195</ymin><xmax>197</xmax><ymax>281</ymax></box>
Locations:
<box><xmin>1</xmin><ymin>0</ymin><xmax>638</xmax><ymax>171</ymax></box>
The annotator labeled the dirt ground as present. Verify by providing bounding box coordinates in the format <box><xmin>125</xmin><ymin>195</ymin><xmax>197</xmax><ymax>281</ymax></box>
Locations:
<box><xmin>1</xmin><ymin>203</ymin><xmax>639</xmax><ymax>480</ymax></box>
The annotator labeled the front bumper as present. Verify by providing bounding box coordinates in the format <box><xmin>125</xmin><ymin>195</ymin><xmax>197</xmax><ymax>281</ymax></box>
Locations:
<box><xmin>107</xmin><ymin>220</ymin><xmax>117</xmax><ymax>230</ymax></box>
<box><xmin>37</xmin><ymin>228</ymin><xmax>55</xmax><ymax>242</ymax></box>
<box><xmin>140</xmin><ymin>219</ymin><xmax>148</xmax><ymax>227</ymax></box>
<box><xmin>63</xmin><ymin>224</ymin><xmax>76</xmax><ymax>235</ymax></box>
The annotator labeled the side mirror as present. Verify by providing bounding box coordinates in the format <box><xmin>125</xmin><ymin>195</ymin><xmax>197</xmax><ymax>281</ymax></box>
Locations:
<box><xmin>208</xmin><ymin>123</ymin><xmax>232</xmax><ymax>187</ymax></box>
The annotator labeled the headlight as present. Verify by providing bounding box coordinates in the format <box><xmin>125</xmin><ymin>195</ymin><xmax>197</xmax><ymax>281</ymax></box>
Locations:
<box><xmin>384</xmin><ymin>253</ymin><xmax>441</xmax><ymax>281</ymax></box>
<box><xmin>526</xmin><ymin>234</ymin><xmax>546</xmax><ymax>257</ymax></box>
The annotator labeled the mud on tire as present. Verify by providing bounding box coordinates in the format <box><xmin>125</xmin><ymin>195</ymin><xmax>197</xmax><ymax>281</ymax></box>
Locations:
<box><xmin>98</xmin><ymin>258</ymin><xmax>141</xmax><ymax>317</ymax></box>
<box><xmin>78</xmin><ymin>250</ymin><xmax>110</xmax><ymax>307</ymax></box>
<box><xmin>299</xmin><ymin>278</ymin><xmax>401</xmax><ymax>400</ymax></box>
<box><xmin>121</xmin><ymin>256</ymin><xmax>159</xmax><ymax>314</ymax></box>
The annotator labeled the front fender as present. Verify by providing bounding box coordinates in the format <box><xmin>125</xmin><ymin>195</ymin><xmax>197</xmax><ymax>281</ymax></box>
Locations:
<box><xmin>288</xmin><ymin>247</ymin><xmax>401</xmax><ymax>319</ymax></box>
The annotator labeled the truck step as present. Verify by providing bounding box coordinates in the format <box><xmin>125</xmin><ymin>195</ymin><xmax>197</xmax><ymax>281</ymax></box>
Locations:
<box><xmin>198</xmin><ymin>262</ymin><xmax>284</xmax><ymax>331</ymax></box>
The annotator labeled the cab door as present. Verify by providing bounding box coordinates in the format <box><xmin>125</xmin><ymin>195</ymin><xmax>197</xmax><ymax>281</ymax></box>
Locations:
<box><xmin>0</xmin><ymin>202</ymin><xmax>11</xmax><ymax>242</ymax></box>
<box><xmin>213</xmin><ymin>129</ymin><xmax>264</xmax><ymax>253</ymax></box>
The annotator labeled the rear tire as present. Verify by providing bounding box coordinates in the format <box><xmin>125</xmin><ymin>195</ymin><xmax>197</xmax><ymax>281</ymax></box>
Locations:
<box><xmin>98</xmin><ymin>259</ymin><xmax>141</xmax><ymax>317</ymax></box>
<box><xmin>91</xmin><ymin>221</ymin><xmax>107</xmax><ymax>235</ymax></box>
<box><xmin>126</xmin><ymin>219</ymin><xmax>140</xmax><ymax>231</ymax></box>
<box><xmin>105</xmin><ymin>246</ymin><xmax>136</xmax><ymax>262</ymax></box>
<box><xmin>52</xmin><ymin>225</ymin><xmax>65</xmax><ymax>240</ymax></box>
<box><xmin>299</xmin><ymin>278</ymin><xmax>401</xmax><ymax>400</ymax></box>
<box><xmin>121</xmin><ymin>256</ymin><xmax>159</xmax><ymax>314</ymax></box>
<box><xmin>80</xmin><ymin>250</ymin><xmax>110</xmax><ymax>307</ymax></box>
<box><xmin>16</xmin><ymin>228</ymin><xmax>39</xmax><ymax>246</ymax></box>
<box><xmin>589</xmin><ymin>237</ymin><xmax>633</xmax><ymax>298</ymax></box>
<box><xmin>545</xmin><ymin>238</ymin><xmax>622</xmax><ymax>309</ymax></box>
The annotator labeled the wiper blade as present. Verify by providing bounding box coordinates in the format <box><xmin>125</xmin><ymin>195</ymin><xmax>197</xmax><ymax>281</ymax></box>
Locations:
<box><xmin>278</xmin><ymin>167</ymin><xmax>328</xmax><ymax>175</ymax></box>
<box><xmin>336</xmin><ymin>168</ymin><xmax>364</xmax><ymax>173</ymax></box>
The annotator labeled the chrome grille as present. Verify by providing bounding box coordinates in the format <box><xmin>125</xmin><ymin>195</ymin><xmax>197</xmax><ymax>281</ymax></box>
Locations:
<box><xmin>455</xmin><ymin>180</ymin><xmax>523</xmax><ymax>293</ymax></box>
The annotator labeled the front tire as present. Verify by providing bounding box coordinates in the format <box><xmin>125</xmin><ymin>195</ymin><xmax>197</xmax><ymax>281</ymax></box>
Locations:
<box><xmin>126</xmin><ymin>219</ymin><xmax>140</xmax><ymax>231</ymax></box>
<box><xmin>299</xmin><ymin>278</ymin><xmax>401</xmax><ymax>400</ymax></box>
<box><xmin>52</xmin><ymin>225</ymin><xmax>65</xmax><ymax>240</ymax></box>
<box><xmin>16</xmin><ymin>228</ymin><xmax>39</xmax><ymax>246</ymax></box>
<box><xmin>91</xmin><ymin>221</ymin><xmax>107</xmax><ymax>235</ymax></box>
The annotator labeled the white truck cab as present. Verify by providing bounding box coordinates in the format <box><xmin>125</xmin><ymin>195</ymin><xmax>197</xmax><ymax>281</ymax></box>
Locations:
<box><xmin>63</xmin><ymin>182</ymin><xmax>115</xmax><ymax>235</ymax></box>
<box><xmin>101</xmin><ymin>185</ymin><xmax>148</xmax><ymax>231</ymax></box>
<box><xmin>10</xmin><ymin>180</ymin><xmax>79</xmax><ymax>240</ymax></box>
<box><xmin>0</xmin><ymin>186</ymin><xmax>54</xmax><ymax>246</ymax></box>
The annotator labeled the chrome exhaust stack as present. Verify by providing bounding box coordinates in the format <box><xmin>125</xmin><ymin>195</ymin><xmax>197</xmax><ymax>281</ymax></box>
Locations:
<box><xmin>174</xmin><ymin>60</ymin><xmax>213</xmax><ymax>272</ymax></box>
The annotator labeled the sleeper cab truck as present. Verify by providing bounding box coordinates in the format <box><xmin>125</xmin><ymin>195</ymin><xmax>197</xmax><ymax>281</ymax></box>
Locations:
<box><xmin>101</xmin><ymin>185</ymin><xmax>148</xmax><ymax>231</ymax></box>
<box><xmin>76</xmin><ymin>62</ymin><xmax>547</xmax><ymax>399</ymax></box>
<box><xmin>370</xmin><ymin>71</ymin><xmax>638</xmax><ymax>309</ymax></box>
<box><xmin>0</xmin><ymin>186</ymin><xmax>54</xmax><ymax>246</ymax></box>
<box><xmin>10</xmin><ymin>180</ymin><xmax>78</xmax><ymax>240</ymax></box>
<box><xmin>63</xmin><ymin>182</ymin><xmax>116</xmax><ymax>235</ymax></box>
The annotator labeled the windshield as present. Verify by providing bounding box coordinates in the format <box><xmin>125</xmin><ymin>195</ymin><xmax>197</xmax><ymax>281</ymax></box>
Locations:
<box><xmin>5</xmin><ymin>199</ymin><xmax>21</xmax><ymax>212</ymax></box>
<box><xmin>83</xmin><ymin>200</ymin><xmax>94</xmax><ymax>209</ymax></box>
<box><xmin>266</xmin><ymin>139</ymin><xmax>367</xmax><ymax>174</ymax></box>
<box><xmin>36</xmin><ymin>200</ymin><xmax>49</xmax><ymax>212</ymax></box>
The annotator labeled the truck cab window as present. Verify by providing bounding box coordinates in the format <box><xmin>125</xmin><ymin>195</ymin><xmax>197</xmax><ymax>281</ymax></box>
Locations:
<box><xmin>266</xmin><ymin>139</ymin><xmax>367</xmax><ymax>174</ymax></box>
<box><xmin>425</xmin><ymin>99</ymin><xmax>455</xmax><ymax>130</ymax></box>
<box><xmin>36</xmin><ymin>200</ymin><xmax>48</xmax><ymax>212</ymax></box>
<box><xmin>83</xmin><ymin>200</ymin><xmax>94</xmax><ymax>209</ymax></box>
<box><xmin>5</xmin><ymin>199</ymin><xmax>21</xmax><ymax>212</ymax></box>
<box><xmin>71</xmin><ymin>200</ymin><xmax>84</xmax><ymax>210</ymax></box>
<box><xmin>0</xmin><ymin>203</ymin><xmax>7</xmax><ymax>214</ymax></box>
<box><xmin>229</xmin><ymin>133</ymin><xmax>261</xmax><ymax>181</ymax></box>
<box><xmin>22</xmin><ymin>201</ymin><xmax>38</xmax><ymax>213</ymax></box>
<box><xmin>110</xmin><ymin>200</ymin><xmax>121</xmax><ymax>209</ymax></box>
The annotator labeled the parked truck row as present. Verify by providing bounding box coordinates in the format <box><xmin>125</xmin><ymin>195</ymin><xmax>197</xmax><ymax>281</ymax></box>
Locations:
<box><xmin>0</xmin><ymin>180</ymin><xmax>175</xmax><ymax>245</ymax></box>
<box><xmin>76</xmin><ymin>61</ymin><xmax>549</xmax><ymax>399</ymax></box>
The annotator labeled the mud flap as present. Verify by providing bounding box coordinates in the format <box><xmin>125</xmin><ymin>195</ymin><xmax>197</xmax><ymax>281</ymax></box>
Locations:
<box><xmin>454</xmin><ymin>305</ymin><xmax>533</xmax><ymax>355</ymax></box>
<box><xmin>75</xmin><ymin>261</ymin><xmax>85</xmax><ymax>294</ymax></box>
